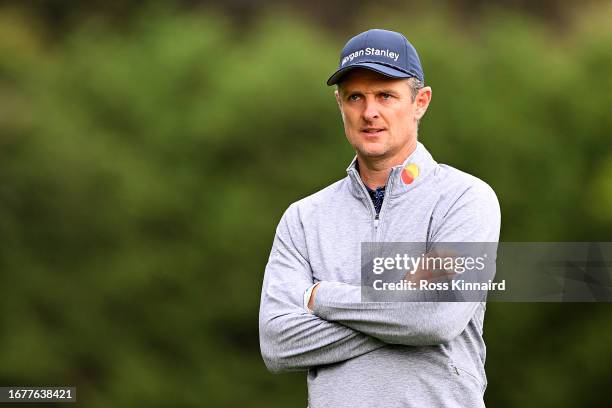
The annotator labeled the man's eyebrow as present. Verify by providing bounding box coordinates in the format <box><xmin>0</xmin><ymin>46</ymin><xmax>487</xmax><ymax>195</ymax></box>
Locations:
<box><xmin>340</xmin><ymin>88</ymin><xmax>399</xmax><ymax>96</ymax></box>
<box><xmin>339</xmin><ymin>90</ymin><xmax>362</xmax><ymax>99</ymax></box>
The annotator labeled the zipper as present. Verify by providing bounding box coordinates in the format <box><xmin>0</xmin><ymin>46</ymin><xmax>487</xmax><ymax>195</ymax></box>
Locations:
<box><xmin>349</xmin><ymin>170</ymin><xmax>377</xmax><ymax>216</ymax></box>
<box><xmin>349</xmin><ymin>168</ymin><xmax>396</xmax><ymax>240</ymax></box>
<box><xmin>450</xmin><ymin>363</ymin><xmax>485</xmax><ymax>392</ymax></box>
<box><xmin>375</xmin><ymin>173</ymin><xmax>395</xmax><ymax>240</ymax></box>
<box><xmin>349</xmin><ymin>170</ymin><xmax>378</xmax><ymax>241</ymax></box>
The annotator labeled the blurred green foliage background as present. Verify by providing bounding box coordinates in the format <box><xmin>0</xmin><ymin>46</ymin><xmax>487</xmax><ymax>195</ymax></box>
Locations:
<box><xmin>1</xmin><ymin>1</ymin><xmax>612</xmax><ymax>407</ymax></box>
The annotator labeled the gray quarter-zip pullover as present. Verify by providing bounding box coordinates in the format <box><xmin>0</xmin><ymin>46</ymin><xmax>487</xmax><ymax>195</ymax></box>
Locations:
<box><xmin>259</xmin><ymin>141</ymin><xmax>501</xmax><ymax>407</ymax></box>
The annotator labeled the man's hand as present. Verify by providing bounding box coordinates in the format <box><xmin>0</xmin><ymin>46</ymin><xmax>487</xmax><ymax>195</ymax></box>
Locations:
<box><xmin>307</xmin><ymin>282</ymin><xmax>321</xmax><ymax>311</ymax></box>
<box><xmin>402</xmin><ymin>249</ymin><xmax>458</xmax><ymax>283</ymax></box>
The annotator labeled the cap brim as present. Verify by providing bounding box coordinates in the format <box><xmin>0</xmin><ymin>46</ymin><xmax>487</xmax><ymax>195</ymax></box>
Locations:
<box><xmin>326</xmin><ymin>62</ymin><xmax>411</xmax><ymax>86</ymax></box>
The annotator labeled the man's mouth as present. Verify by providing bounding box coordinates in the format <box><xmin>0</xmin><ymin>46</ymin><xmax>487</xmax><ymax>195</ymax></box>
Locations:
<box><xmin>361</xmin><ymin>127</ymin><xmax>386</xmax><ymax>135</ymax></box>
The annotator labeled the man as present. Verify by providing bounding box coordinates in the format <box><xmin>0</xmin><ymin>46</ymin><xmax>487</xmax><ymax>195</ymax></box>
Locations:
<box><xmin>258</xmin><ymin>29</ymin><xmax>500</xmax><ymax>408</ymax></box>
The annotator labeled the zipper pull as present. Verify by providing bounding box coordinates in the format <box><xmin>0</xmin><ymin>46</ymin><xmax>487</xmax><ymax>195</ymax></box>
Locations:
<box><xmin>374</xmin><ymin>214</ymin><xmax>379</xmax><ymax>229</ymax></box>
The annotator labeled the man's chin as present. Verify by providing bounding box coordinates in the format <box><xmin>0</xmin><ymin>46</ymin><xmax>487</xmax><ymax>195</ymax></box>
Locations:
<box><xmin>357</xmin><ymin>148</ymin><xmax>388</xmax><ymax>158</ymax></box>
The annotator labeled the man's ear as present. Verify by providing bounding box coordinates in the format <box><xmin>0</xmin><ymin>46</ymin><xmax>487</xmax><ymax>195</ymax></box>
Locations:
<box><xmin>414</xmin><ymin>86</ymin><xmax>432</xmax><ymax>120</ymax></box>
<box><xmin>334</xmin><ymin>89</ymin><xmax>342</xmax><ymax>109</ymax></box>
<box><xmin>334</xmin><ymin>89</ymin><xmax>347</xmax><ymax>123</ymax></box>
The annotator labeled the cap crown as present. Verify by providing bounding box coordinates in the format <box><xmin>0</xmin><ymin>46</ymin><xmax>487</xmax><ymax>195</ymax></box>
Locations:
<box><xmin>327</xmin><ymin>29</ymin><xmax>424</xmax><ymax>85</ymax></box>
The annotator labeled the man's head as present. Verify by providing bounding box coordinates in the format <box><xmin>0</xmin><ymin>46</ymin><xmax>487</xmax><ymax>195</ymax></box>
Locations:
<box><xmin>327</xmin><ymin>29</ymin><xmax>432</xmax><ymax>164</ymax></box>
<box><xmin>334</xmin><ymin>69</ymin><xmax>431</xmax><ymax>162</ymax></box>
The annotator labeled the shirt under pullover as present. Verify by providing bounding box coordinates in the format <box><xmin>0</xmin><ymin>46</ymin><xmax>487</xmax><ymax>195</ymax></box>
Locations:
<box><xmin>365</xmin><ymin>184</ymin><xmax>385</xmax><ymax>215</ymax></box>
<box><xmin>259</xmin><ymin>141</ymin><xmax>501</xmax><ymax>408</ymax></box>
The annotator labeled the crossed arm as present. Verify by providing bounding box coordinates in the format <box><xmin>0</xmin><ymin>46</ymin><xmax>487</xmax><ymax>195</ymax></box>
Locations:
<box><xmin>259</xmin><ymin>184</ymin><xmax>501</xmax><ymax>373</ymax></box>
<box><xmin>258</xmin><ymin>207</ymin><xmax>385</xmax><ymax>373</ymax></box>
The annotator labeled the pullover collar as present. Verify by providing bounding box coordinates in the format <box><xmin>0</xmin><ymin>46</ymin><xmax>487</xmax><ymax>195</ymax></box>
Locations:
<box><xmin>346</xmin><ymin>141</ymin><xmax>438</xmax><ymax>199</ymax></box>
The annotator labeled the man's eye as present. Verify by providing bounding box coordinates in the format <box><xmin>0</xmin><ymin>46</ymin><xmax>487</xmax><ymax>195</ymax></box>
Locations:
<box><xmin>381</xmin><ymin>93</ymin><xmax>391</xmax><ymax>99</ymax></box>
<box><xmin>348</xmin><ymin>94</ymin><xmax>360</xmax><ymax>101</ymax></box>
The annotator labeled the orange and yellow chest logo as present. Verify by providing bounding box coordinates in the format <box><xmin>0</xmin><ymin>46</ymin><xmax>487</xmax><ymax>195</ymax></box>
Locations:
<box><xmin>401</xmin><ymin>163</ymin><xmax>420</xmax><ymax>185</ymax></box>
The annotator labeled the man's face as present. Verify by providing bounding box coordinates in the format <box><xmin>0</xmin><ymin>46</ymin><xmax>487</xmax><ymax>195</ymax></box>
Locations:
<box><xmin>335</xmin><ymin>69</ymin><xmax>431</xmax><ymax>163</ymax></box>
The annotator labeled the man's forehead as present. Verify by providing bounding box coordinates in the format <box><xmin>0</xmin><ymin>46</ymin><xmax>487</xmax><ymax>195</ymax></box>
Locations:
<box><xmin>338</xmin><ymin>69</ymin><xmax>409</xmax><ymax>92</ymax></box>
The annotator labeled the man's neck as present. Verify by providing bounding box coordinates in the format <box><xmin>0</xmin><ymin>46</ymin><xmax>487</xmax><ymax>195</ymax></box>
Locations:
<box><xmin>357</xmin><ymin>141</ymin><xmax>417</xmax><ymax>190</ymax></box>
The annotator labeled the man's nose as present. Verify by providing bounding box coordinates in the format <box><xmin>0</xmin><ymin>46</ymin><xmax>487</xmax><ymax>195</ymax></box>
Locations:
<box><xmin>362</xmin><ymin>97</ymin><xmax>380</xmax><ymax>121</ymax></box>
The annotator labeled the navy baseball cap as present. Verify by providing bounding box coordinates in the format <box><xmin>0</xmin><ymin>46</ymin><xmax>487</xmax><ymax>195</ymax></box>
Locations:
<box><xmin>326</xmin><ymin>29</ymin><xmax>424</xmax><ymax>86</ymax></box>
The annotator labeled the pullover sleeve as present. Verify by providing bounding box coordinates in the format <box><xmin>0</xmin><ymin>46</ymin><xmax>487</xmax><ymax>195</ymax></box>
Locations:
<box><xmin>311</xmin><ymin>182</ymin><xmax>501</xmax><ymax>346</ymax></box>
<box><xmin>259</xmin><ymin>204</ymin><xmax>385</xmax><ymax>373</ymax></box>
